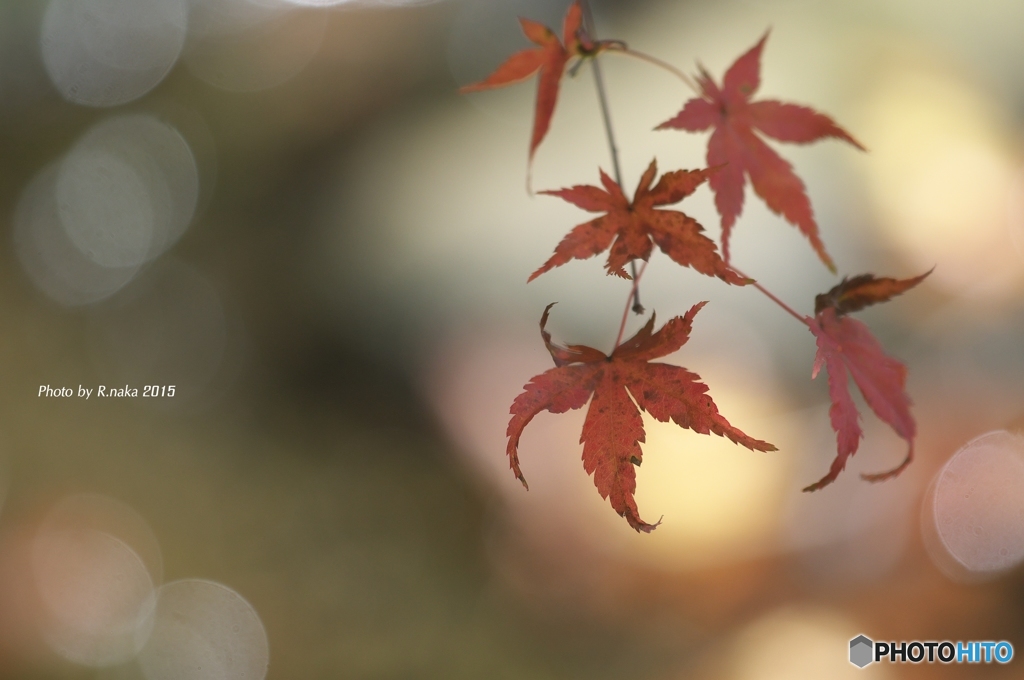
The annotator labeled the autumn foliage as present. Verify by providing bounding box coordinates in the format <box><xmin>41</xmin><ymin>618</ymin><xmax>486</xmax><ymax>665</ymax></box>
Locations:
<box><xmin>532</xmin><ymin>160</ymin><xmax>747</xmax><ymax>284</ymax></box>
<box><xmin>804</xmin><ymin>272</ymin><xmax>929</xmax><ymax>491</ymax></box>
<box><xmin>508</xmin><ymin>303</ymin><xmax>775</xmax><ymax>532</ymax></box>
<box><xmin>459</xmin><ymin>1</ymin><xmax>620</xmax><ymax>179</ymax></box>
<box><xmin>657</xmin><ymin>32</ymin><xmax>864</xmax><ymax>271</ymax></box>
<box><xmin>462</xmin><ymin>0</ymin><xmax>927</xmax><ymax>532</ymax></box>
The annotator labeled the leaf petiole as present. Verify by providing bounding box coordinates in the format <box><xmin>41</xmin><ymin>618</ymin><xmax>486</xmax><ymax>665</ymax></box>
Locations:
<box><xmin>731</xmin><ymin>265</ymin><xmax>812</xmax><ymax>327</ymax></box>
<box><xmin>607</xmin><ymin>46</ymin><xmax>702</xmax><ymax>95</ymax></box>
<box><xmin>614</xmin><ymin>260</ymin><xmax>650</xmax><ymax>351</ymax></box>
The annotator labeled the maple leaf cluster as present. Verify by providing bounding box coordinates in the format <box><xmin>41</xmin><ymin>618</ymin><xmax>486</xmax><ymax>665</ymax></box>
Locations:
<box><xmin>462</xmin><ymin>1</ymin><xmax>928</xmax><ymax>532</ymax></box>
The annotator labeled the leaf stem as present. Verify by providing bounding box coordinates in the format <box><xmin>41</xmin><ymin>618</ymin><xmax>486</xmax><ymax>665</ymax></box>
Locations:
<box><xmin>580</xmin><ymin>0</ymin><xmax>642</xmax><ymax>312</ymax></box>
<box><xmin>731</xmin><ymin>266</ymin><xmax>812</xmax><ymax>327</ymax></box>
<box><xmin>610</xmin><ymin>47</ymin><xmax>701</xmax><ymax>95</ymax></box>
<box><xmin>614</xmin><ymin>260</ymin><xmax>650</xmax><ymax>350</ymax></box>
<box><xmin>579</xmin><ymin>2</ymin><xmax>622</xmax><ymax>186</ymax></box>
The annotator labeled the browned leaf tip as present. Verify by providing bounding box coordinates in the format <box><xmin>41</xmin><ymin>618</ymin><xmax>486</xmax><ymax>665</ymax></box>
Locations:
<box><xmin>814</xmin><ymin>269</ymin><xmax>932</xmax><ymax>317</ymax></box>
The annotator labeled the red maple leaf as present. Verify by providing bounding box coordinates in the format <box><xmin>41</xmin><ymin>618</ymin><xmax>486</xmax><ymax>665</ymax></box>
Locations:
<box><xmin>530</xmin><ymin>159</ymin><xmax>749</xmax><ymax>284</ymax></box>
<box><xmin>804</xmin><ymin>272</ymin><xmax>929</xmax><ymax>491</ymax></box>
<box><xmin>507</xmin><ymin>302</ymin><xmax>776</xmax><ymax>531</ymax></box>
<box><xmin>459</xmin><ymin>1</ymin><xmax>620</xmax><ymax>179</ymax></box>
<box><xmin>656</xmin><ymin>31</ymin><xmax>864</xmax><ymax>271</ymax></box>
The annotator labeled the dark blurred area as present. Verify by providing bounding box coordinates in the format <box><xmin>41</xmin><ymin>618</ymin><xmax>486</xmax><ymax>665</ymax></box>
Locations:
<box><xmin>2</xmin><ymin>0</ymin><xmax>1024</xmax><ymax>678</ymax></box>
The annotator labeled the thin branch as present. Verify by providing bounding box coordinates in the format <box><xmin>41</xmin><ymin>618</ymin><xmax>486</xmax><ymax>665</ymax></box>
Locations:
<box><xmin>579</xmin><ymin>2</ymin><xmax>622</xmax><ymax>186</ymax></box>
<box><xmin>609</xmin><ymin>46</ymin><xmax>701</xmax><ymax>95</ymax></box>
<box><xmin>614</xmin><ymin>260</ymin><xmax>650</xmax><ymax>350</ymax></box>
<box><xmin>580</xmin><ymin>0</ymin><xmax>642</xmax><ymax>313</ymax></box>
<box><xmin>731</xmin><ymin>266</ymin><xmax>812</xmax><ymax>327</ymax></box>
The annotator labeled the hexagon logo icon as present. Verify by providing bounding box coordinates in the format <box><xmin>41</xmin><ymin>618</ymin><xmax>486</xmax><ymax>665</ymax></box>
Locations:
<box><xmin>850</xmin><ymin>635</ymin><xmax>874</xmax><ymax>668</ymax></box>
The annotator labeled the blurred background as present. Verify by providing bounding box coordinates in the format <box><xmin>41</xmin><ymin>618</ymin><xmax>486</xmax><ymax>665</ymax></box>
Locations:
<box><xmin>1</xmin><ymin>0</ymin><xmax>1024</xmax><ymax>677</ymax></box>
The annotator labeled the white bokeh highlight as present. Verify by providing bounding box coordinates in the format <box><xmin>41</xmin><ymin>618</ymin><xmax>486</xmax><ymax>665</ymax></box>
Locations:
<box><xmin>138</xmin><ymin>579</ymin><xmax>269</xmax><ymax>680</ymax></box>
<box><xmin>41</xmin><ymin>0</ymin><xmax>188</xmax><ymax>107</ymax></box>
<box><xmin>59</xmin><ymin>114</ymin><xmax>200</xmax><ymax>268</ymax></box>
<box><xmin>31</xmin><ymin>495</ymin><xmax>162</xmax><ymax>667</ymax></box>
<box><xmin>15</xmin><ymin>113</ymin><xmax>199</xmax><ymax>306</ymax></box>
<box><xmin>57</xmin><ymin>149</ymin><xmax>156</xmax><ymax>268</ymax></box>
<box><xmin>925</xmin><ymin>430</ymin><xmax>1024</xmax><ymax>580</ymax></box>
<box><xmin>15</xmin><ymin>164</ymin><xmax>142</xmax><ymax>306</ymax></box>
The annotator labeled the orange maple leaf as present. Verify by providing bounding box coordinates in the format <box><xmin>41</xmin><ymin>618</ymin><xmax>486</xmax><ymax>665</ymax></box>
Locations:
<box><xmin>459</xmin><ymin>1</ymin><xmax>621</xmax><ymax>182</ymax></box>
<box><xmin>531</xmin><ymin>159</ymin><xmax>750</xmax><ymax>284</ymax></box>
<box><xmin>507</xmin><ymin>302</ymin><xmax>776</xmax><ymax>532</ymax></box>
<box><xmin>804</xmin><ymin>272</ymin><xmax>929</xmax><ymax>491</ymax></box>
<box><xmin>657</xmin><ymin>31</ymin><xmax>864</xmax><ymax>271</ymax></box>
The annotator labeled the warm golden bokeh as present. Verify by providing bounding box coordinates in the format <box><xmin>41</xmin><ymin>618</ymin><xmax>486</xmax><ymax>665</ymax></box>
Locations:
<box><xmin>857</xmin><ymin>58</ymin><xmax>1024</xmax><ymax>296</ymax></box>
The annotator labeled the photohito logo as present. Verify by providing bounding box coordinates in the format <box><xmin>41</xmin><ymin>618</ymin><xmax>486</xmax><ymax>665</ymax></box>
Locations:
<box><xmin>849</xmin><ymin>635</ymin><xmax>1013</xmax><ymax>668</ymax></box>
